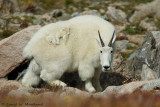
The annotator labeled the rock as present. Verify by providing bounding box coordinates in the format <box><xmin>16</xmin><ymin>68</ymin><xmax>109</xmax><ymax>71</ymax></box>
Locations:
<box><xmin>112</xmin><ymin>52</ymin><xmax>127</xmax><ymax>76</ymax></box>
<box><xmin>120</xmin><ymin>49</ymin><xmax>134</xmax><ymax>54</ymax></box>
<box><xmin>116</xmin><ymin>32</ymin><xmax>128</xmax><ymax>40</ymax></box>
<box><xmin>126</xmin><ymin>31</ymin><xmax>160</xmax><ymax>79</ymax></box>
<box><xmin>0</xmin><ymin>25</ymin><xmax>41</xmax><ymax>77</ymax></box>
<box><xmin>115</xmin><ymin>25</ymin><xmax>126</xmax><ymax>33</ymax></box>
<box><xmin>0</xmin><ymin>0</ymin><xmax>19</xmax><ymax>16</ymax></box>
<box><xmin>95</xmin><ymin>80</ymin><xmax>151</xmax><ymax>97</ymax></box>
<box><xmin>59</xmin><ymin>87</ymin><xmax>90</xmax><ymax>97</ymax></box>
<box><xmin>8</xmin><ymin>88</ymin><xmax>31</xmax><ymax>98</ymax></box>
<box><xmin>111</xmin><ymin>2</ymin><xmax>130</xmax><ymax>8</ymax></box>
<box><xmin>142</xmin><ymin>79</ymin><xmax>160</xmax><ymax>90</ymax></box>
<box><xmin>141</xmin><ymin>64</ymin><xmax>158</xmax><ymax>81</ymax></box>
<box><xmin>0</xmin><ymin>19</ymin><xmax>6</xmax><ymax>26</ymax></box>
<box><xmin>71</xmin><ymin>10</ymin><xmax>101</xmax><ymax>17</ymax></box>
<box><xmin>106</xmin><ymin>6</ymin><xmax>127</xmax><ymax>24</ymax></box>
<box><xmin>33</xmin><ymin>19</ymin><xmax>42</xmax><ymax>25</ymax></box>
<box><xmin>99</xmin><ymin>9</ymin><xmax>105</xmax><ymax>14</ymax></box>
<box><xmin>51</xmin><ymin>9</ymin><xmax>64</xmax><ymax>18</ymax></box>
<box><xmin>140</xmin><ymin>18</ymin><xmax>157</xmax><ymax>31</ymax></box>
<box><xmin>89</xmin><ymin>1</ymin><xmax>100</xmax><ymax>8</ymax></box>
<box><xmin>2</xmin><ymin>79</ymin><xmax>160</xmax><ymax>99</ymax></box>
<box><xmin>7</xmin><ymin>85</ymin><xmax>90</xmax><ymax>98</ymax></box>
<box><xmin>0</xmin><ymin>80</ymin><xmax>23</xmax><ymax>95</ymax></box>
<box><xmin>113</xmin><ymin>52</ymin><xmax>124</xmax><ymax>70</ymax></box>
<box><xmin>80</xmin><ymin>10</ymin><xmax>101</xmax><ymax>16</ymax></box>
<box><xmin>115</xmin><ymin>40</ymin><xmax>135</xmax><ymax>51</ymax></box>
<box><xmin>129</xmin><ymin>0</ymin><xmax>160</xmax><ymax>23</ymax></box>
<box><xmin>116</xmin><ymin>40</ymin><xmax>129</xmax><ymax>50</ymax></box>
<box><xmin>127</xmin><ymin>34</ymin><xmax>145</xmax><ymax>45</ymax></box>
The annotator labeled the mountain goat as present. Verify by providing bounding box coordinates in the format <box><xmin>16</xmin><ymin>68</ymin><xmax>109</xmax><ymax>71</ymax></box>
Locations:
<box><xmin>22</xmin><ymin>15</ymin><xmax>116</xmax><ymax>93</ymax></box>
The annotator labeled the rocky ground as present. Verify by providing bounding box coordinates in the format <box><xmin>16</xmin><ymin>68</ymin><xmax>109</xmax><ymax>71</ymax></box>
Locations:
<box><xmin>0</xmin><ymin>0</ymin><xmax>160</xmax><ymax>107</ymax></box>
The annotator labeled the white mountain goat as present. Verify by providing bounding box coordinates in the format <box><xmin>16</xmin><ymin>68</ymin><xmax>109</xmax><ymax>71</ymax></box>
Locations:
<box><xmin>22</xmin><ymin>15</ymin><xmax>116</xmax><ymax>93</ymax></box>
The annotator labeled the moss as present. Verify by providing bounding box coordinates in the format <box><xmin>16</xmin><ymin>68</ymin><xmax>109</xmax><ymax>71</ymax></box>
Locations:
<box><xmin>109</xmin><ymin>0</ymin><xmax>153</xmax><ymax>4</ymax></box>
<box><xmin>127</xmin><ymin>46</ymin><xmax>137</xmax><ymax>50</ymax></box>
<box><xmin>121</xmin><ymin>52</ymin><xmax>131</xmax><ymax>61</ymax></box>
<box><xmin>124</xmin><ymin>24</ymin><xmax>144</xmax><ymax>35</ymax></box>
<box><xmin>155</xmin><ymin>19</ymin><xmax>160</xmax><ymax>30</ymax></box>
<box><xmin>0</xmin><ymin>30</ymin><xmax>15</xmax><ymax>38</ymax></box>
<box><xmin>65</xmin><ymin>0</ymin><xmax>74</xmax><ymax>6</ymax></box>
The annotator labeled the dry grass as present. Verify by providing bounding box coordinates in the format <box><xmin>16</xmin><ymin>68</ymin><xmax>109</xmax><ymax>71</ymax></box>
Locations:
<box><xmin>0</xmin><ymin>90</ymin><xmax>160</xmax><ymax>107</ymax></box>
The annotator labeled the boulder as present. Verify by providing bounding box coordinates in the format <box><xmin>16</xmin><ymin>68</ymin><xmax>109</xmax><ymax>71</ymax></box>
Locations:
<box><xmin>142</xmin><ymin>79</ymin><xmax>160</xmax><ymax>90</ymax></box>
<box><xmin>139</xmin><ymin>18</ymin><xmax>157</xmax><ymax>31</ymax></box>
<box><xmin>0</xmin><ymin>80</ymin><xmax>23</xmax><ymax>100</ymax></box>
<box><xmin>115</xmin><ymin>40</ymin><xmax>136</xmax><ymax>51</ymax></box>
<box><xmin>95</xmin><ymin>79</ymin><xmax>160</xmax><ymax>97</ymax></box>
<box><xmin>94</xmin><ymin>80</ymin><xmax>150</xmax><ymax>97</ymax></box>
<box><xmin>0</xmin><ymin>25</ymin><xmax>41</xmax><ymax>77</ymax></box>
<box><xmin>126</xmin><ymin>31</ymin><xmax>160</xmax><ymax>79</ymax></box>
<box><xmin>129</xmin><ymin>0</ymin><xmax>160</xmax><ymax>23</ymax></box>
<box><xmin>141</xmin><ymin>64</ymin><xmax>158</xmax><ymax>81</ymax></box>
<box><xmin>106</xmin><ymin>6</ymin><xmax>127</xmax><ymax>24</ymax></box>
<box><xmin>127</xmin><ymin>34</ymin><xmax>145</xmax><ymax>45</ymax></box>
<box><xmin>0</xmin><ymin>0</ymin><xmax>19</xmax><ymax>16</ymax></box>
<box><xmin>2</xmin><ymin>79</ymin><xmax>160</xmax><ymax>98</ymax></box>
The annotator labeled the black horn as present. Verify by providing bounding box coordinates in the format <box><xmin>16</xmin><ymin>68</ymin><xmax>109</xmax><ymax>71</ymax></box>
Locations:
<box><xmin>98</xmin><ymin>30</ymin><xmax>105</xmax><ymax>47</ymax></box>
<box><xmin>108</xmin><ymin>30</ymin><xmax>115</xmax><ymax>47</ymax></box>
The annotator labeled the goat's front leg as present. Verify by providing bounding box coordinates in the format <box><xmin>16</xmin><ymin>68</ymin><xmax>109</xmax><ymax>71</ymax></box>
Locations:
<box><xmin>78</xmin><ymin>62</ymin><xmax>96</xmax><ymax>93</ymax></box>
<box><xmin>85</xmin><ymin>78</ymin><xmax>96</xmax><ymax>93</ymax></box>
<box><xmin>93</xmin><ymin>68</ymin><xmax>102</xmax><ymax>92</ymax></box>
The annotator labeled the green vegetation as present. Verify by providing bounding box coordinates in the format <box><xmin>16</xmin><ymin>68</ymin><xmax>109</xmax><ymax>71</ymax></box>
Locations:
<box><xmin>121</xmin><ymin>52</ymin><xmax>131</xmax><ymax>61</ymax></box>
<box><xmin>0</xmin><ymin>30</ymin><xmax>15</xmax><ymax>39</ymax></box>
<box><xmin>124</xmin><ymin>24</ymin><xmax>144</xmax><ymax>35</ymax></box>
<box><xmin>110</xmin><ymin>0</ymin><xmax>153</xmax><ymax>4</ymax></box>
<box><xmin>65</xmin><ymin>0</ymin><xmax>74</xmax><ymax>6</ymax></box>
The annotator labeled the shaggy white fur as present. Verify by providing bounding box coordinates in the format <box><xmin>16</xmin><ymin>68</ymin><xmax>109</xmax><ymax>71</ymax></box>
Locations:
<box><xmin>22</xmin><ymin>15</ymin><xmax>116</xmax><ymax>93</ymax></box>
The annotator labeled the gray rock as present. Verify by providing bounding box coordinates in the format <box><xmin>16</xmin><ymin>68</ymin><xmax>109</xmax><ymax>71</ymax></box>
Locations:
<box><xmin>80</xmin><ymin>10</ymin><xmax>101</xmax><ymax>16</ymax></box>
<box><xmin>33</xmin><ymin>19</ymin><xmax>42</xmax><ymax>25</ymax></box>
<box><xmin>0</xmin><ymin>19</ymin><xmax>6</xmax><ymax>26</ymax></box>
<box><xmin>51</xmin><ymin>9</ymin><xmax>64</xmax><ymax>18</ymax></box>
<box><xmin>71</xmin><ymin>12</ymin><xmax>80</xmax><ymax>17</ymax></box>
<box><xmin>129</xmin><ymin>0</ymin><xmax>160</xmax><ymax>23</ymax></box>
<box><xmin>142</xmin><ymin>79</ymin><xmax>160</xmax><ymax>90</ymax></box>
<box><xmin>116</xmin><ymin>40</ymin><xmax>129</xmax><ymax>50</ymax></box>
<box><xmin>140</xmin><ymin>18</ymin><xmax>157</xmax><ymax>31</ymax></box>
<box><xmin>126</xmin><ymin>31</ymin><xmax>160</xmax><ymax>79</ymax></box>
<box><xmin>0</xmin><ymin>0</ymin><xmax>19</xmax><ymax>16</ymax></box>
<box><xmin>106</xmin><ymin>6</ymin><xmax>127</xmax><ymax>23</ymax></box>
<box><xmin>72</xmin><ymin>10</ymin><xmax>101</xmax><ymax>17</ymax></box>
<box><xmin>141</xmin><ymin>64</ymin><xmax>158</xmax><ymax>81</ymax></box>
<box><xmin>94</xmin><ymin>80</ymin><xmax>151</xmax><ymax>97</ymax></box>
<box><xmin>89</xmin><ymin>1</ymin><xmax>100</xmax><ymax>8</ymax></box>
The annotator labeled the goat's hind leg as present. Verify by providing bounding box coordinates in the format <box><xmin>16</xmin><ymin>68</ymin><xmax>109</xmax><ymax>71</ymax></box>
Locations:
<box><xmin>40</xmin><ymin>69</ymin><xmax>67</xmax><ymax>87</ymax></box>
<box><xmin>22</xmin><ymin>59</ymin><xmax>41</xmax><ymax>87</ymax></box>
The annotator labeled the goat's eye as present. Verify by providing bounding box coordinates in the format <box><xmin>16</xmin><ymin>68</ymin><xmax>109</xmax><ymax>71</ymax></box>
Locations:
<box><xmin>111</xmin><ymin>51</ymin><xmax>113</xmax><ymax>53</ymax></box>
<box><xmin>100</xmin><ymin>51</ymin><xmax>102</xmax><ymax>53</ymax></box>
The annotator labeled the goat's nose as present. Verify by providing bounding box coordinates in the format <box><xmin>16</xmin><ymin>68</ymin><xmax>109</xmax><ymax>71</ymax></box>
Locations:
<box><xmin>103</xmin><ymin>66</ymin><xmax>110</xmax><ymax>70</ymax></box>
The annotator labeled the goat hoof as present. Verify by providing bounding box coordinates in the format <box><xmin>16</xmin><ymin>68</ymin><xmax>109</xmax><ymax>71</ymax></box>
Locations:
<box><xmin>87</xmin><ymin>87</ymin><xmax>96</xmax><ymax>93</ymax></box>
<box><xmin>49</xmin><ymin>80</ymin><xmax>67</xmax><ymax>88</ymax></box>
